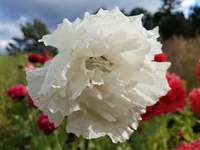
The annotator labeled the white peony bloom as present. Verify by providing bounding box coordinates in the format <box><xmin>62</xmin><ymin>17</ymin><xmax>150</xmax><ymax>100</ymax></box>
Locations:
<box><xmin>26</xmin><ymin>7</ymin><xmax>171</xmax><ymax>143</ymax></box>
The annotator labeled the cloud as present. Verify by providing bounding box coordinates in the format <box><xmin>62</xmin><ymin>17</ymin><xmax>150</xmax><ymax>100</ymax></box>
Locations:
<box><xmin>0</xmin><ymin>0</ymin><xmax>163</xmax><ymax>54</ymax></box>
<box><xmin>0</xmin><ymin>40</ymin><xmax>12</xmax><ymax>54</ymax></box>
<box><xmin>0</xmin><ymin>16</ymin><xmax>27</xmax><ymax>54</ymax></box>
<box><xmin>181</xmin><ymin>0</ymin><xmax>196</xmax><ymax>6</ymax></box>
<box><xmin>0</xmin><ymin>0</ymin><xmax>162</xmax><ymax>28</ymax></box>
<box><xmin>176</xmin><ymin>0</ymin><xmax>196</xmax><ymax>18</ymax></box>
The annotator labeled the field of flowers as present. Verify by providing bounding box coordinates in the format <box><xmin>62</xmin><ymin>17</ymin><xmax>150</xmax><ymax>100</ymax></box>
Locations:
<box><xmin>1</xmin><ymin>35</ymin><xmax>200</xmax><ymax>150</ymax></box>
<box><xmin>0</xmin><ymin>53</ymin><xmax>133</xmax><ymax>150</ymax></box>
<box><xmin>0</xmin><ymin>14</ymin><xmax>200</xmax><ymax>150</ymax></box>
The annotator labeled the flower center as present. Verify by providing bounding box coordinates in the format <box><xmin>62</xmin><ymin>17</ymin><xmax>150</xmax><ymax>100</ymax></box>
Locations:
<box><xmin>86</xmin><ymin>56</ymin><xmax>113</xmax><ymax>72</ymax></box>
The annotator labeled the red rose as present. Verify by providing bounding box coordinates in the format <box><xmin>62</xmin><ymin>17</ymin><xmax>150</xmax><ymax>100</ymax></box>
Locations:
<box><xmin>154</xmin><ymin>52</ymin><xmax>167</xmax><ymax>62</ymax></box>
<box><xmin>7</xmin><ymin>84</ymin><xmax>27</xmax><ymax>101</ymax></box>
<box><xmin>28</xmin><ymin>53</ymin><xmax>42</xmax><ymax>63</ymax></box>
<box><xmin>37</xmin><ymin>112</ymin><xmax>56</xmax><ymax>134</ymax></box>
<box><xmin>189</xmin><ymin>88</ymin><xmax>200</xmax><ymax>115</ymax></box>
<box><xmin>141</xmin><ymin>73</ymin><xmax>186</xmax><ymax>121</ymax></box>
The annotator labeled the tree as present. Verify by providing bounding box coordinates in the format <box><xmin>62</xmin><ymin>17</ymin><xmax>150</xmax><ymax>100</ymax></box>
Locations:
<box><xmin>6</xmin><ymin>19</ymin><xmax>56</xmax><ymax>55</ymax></box>
<box><xmin>158</xmin><ymin>12</ymin><xmax>187</xmax><ymax>39</ymax></box>
<box><xmin>153</xmin><ymin>0</ymin><xmax>188</xmax><ymax>39</ymax></box>
<box><xmin>129</xmin><ymin>7</ymin><xmax>154</xmax><ymax>30</ymax></box>
<box><xmin>188</xmin><ymin>5</ymin><xmax>200</xmax><ymax>36</ymax></box>
<box><xmin>159</xmin><ymin>0</ymin><xmax>182</xmax><ymax>14</ymax></box>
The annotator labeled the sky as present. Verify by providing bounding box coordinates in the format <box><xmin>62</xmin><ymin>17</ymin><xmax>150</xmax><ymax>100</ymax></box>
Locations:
<box><xmin>0</xmin><ymin>0</ymin><xmax>199</xmax><ymax>54</ymax></box>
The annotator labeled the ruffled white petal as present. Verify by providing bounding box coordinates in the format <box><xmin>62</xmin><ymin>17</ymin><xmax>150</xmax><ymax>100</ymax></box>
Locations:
<box><xmin>26</xmin><ymin>7</ymin><xmax>171</xmax><ymax>143</ymax></box>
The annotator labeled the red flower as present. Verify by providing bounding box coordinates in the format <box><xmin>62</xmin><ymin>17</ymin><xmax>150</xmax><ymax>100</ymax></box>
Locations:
<box><xmin>25</xmin><ymin>62</ymin><xmax>34</xmax><ymax>70</ymax></box>
<box><xmin>175</xmin><ymin>138</ymin><xmax>200</xmax><ymax>150</ymax></box>
<box><xmin>40</xmin><ymin>56</ymin><xmax>53</xmax><ymax>65</ymax></box>
<box><xmin>191</xmin><ymin>138</ymin><xmax>200</xmax><ymax>149</ymax></box>
<box><xmin>42</xmin><ymin>50</ymin><xmax>50</xmax><ymax>58</ymax></box>
<box><xmin>7</xmin><ymin>84</ymin><xmax>27</xmax><ymax>101</ymax></box>
<box><xmin>178</xmin><ymin>131</ymin><xmax>185</xmax><ymax>138</ymax></box>
<box><xmin>141</xmin><ymin>73</ymin><xmax>187</xmax><ymax>121</ymax></box>
<box><xmin>189</xmin><ymin>88</ymin><xmax>200</xmax><ymax>115</ymax></box>
<box><xmin>27</xmin><ymin>94</ymin><xmax>37</xmax><ymax>109</ymax></box>
<box><xmin>154</xmin><ymin>53</ymin><xmax>167</xmax><ymax>62</ymax></box>
<box><xmin>175</xmin><ymin>141</ymin><xmax>192</xmax><ymax>150</ymax></box>
<box><xmin>37</xmin><ymin>112</ymin><xmax>56</xmax><ymax>134</ymax></box>
<box><xmin>28</xmin><ymin>53</ymin><xmax>42</xmax><ymax>63</ymax></box>
<box><xmin>196</xmin><ymin>60</ymin><xmax>200</xmax><ymax>82</ymax></box>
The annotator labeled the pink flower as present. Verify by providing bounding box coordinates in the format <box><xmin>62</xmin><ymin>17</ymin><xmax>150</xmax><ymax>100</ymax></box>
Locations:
<box><xmin>142</xmin><ymin>73</ymin><xmax>186</xmax><ymax>121</ymax></box>
<box><xmin>24</xmin><ymin>62</ymin><xmax>35</xmax><ymax>77</ymax></box>
<box><xmin>7</xmin><ymin>84</ymin><xmax>27</xmax><ymax>101</ymax></box>
<box><xmin>25</xmin><ymin>62</ymin><xmax>34</xmax><ymax>70</ymax></box>
<box><xmin>196</xmin><ymin>60</ymin><xmax>200</xmax><ymax>82</ymax></box>
<box><xmin>154</xmin><ymin>52</ymin><xmax>167</xmax><ymax>62</ymax></box>
<box><xmin>28</xmin><ymin>53</ymin><xmax>42</xmax><ymax>63</ymax></box>
<box><xmin>189</xmin><ymin>88</ymin><xmax>200</xmax><ymax>115</ymax></box>
<box><xmin>37</xmin><ymin>112</ymin><xmax>56</xmax><ymax>134</ymax></box>
<box><xmin>27</xmin><ymin>94</ymin><xmax>37</xmax><ymax>109</ymax></box>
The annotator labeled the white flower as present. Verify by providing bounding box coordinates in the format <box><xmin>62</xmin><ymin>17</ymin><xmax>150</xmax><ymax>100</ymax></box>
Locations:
<box><xmin>26</xmin><ymin>7</ymin><xmax>171</xmax><ymax>143</ymax></box>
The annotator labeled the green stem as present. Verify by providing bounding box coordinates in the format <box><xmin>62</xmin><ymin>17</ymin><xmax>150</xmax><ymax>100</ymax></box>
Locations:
<box><xmin>84</xmin><ymin>139</ymin><xmax>89</xmax><ymax>150</ymax></box>
<box><xmin>54</xmin><ymin>131</ymin><xmax>62</xmax><ymax>150</ymax></box>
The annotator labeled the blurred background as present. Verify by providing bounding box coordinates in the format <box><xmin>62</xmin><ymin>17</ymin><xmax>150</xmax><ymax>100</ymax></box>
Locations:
<box><xmin>1</xmin><ymin>0</ymin><xmax>200</xmax><ymax>90</ymax></box>
<box><xmin>0</xmin><ymin>0</ymin><xmax>199</xmax><ymax>54</ymax></box>
<box><xmin>1</xmin><ymin>0</ymin><xmax>200</xmax><ymax>149</ymax></box>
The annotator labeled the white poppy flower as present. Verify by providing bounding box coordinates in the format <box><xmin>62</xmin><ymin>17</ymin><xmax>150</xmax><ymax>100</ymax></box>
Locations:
<box><xmin>26</xmin><ymin>7</ymin><xmax>171</xmax><ymax>143</ymax></box>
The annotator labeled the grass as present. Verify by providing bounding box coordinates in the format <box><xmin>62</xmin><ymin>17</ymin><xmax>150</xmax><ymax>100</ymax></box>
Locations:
<box><xmin>162</xmin><ymin>35</ymin><xmax>200</xmax><ymax>91</ymax></box>
<box><xmin>0</xmin><ymin>53</ymin><xmax>132</xmax><ymax>150</ymax></box>
<box><xmin>0</xmin><ymin>54</ymin><xmax>71</xmax><ymax>150</ymax></box>
<box><xmin>0</xmin><ymin>54</ymin><xmax>28</xmax><ymax>149</ymax></box>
